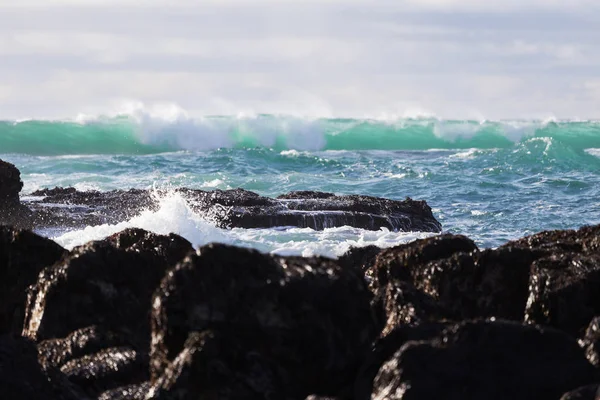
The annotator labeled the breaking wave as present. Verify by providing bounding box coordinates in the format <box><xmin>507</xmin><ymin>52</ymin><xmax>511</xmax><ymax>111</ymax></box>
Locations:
<box><xmin>1</xmin><ymin>104</ymin><xmax>599</xmax><ymax>155</ymax></box>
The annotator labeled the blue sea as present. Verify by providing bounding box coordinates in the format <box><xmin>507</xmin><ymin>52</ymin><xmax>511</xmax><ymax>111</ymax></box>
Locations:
<box><xmin>2</xmin><ymin>112</ymin><xmax>599</xmax><ymax>257</ymax></box>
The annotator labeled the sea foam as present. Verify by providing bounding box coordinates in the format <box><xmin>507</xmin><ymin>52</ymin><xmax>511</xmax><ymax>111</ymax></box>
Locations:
<box><xmin>53</xmin><ymin>191</ymin><xmax>434</xmax><ymax>258</ymax></box>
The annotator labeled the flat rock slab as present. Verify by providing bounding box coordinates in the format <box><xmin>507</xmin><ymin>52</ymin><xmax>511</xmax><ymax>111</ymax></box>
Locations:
<box><xmin>23</xmin><ymin>187</ymin><xmax>442</xmax><ymax>232</ymax></box>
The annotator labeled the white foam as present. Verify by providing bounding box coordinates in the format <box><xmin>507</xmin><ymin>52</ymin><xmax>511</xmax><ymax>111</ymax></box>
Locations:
<box><xmin>75</xmin><ymin>100</ymin><xmax>328</xmax><ymax>152</ymax></box>
<box><xmin>199</xmin><ymin>179</ymin><xmax>228</xmax><ymax>188</ymax></box>
<box><xmin>52</xmin><ymin>191</ymin><xmax>436</xmax><ymax>257</ymax></box>
<box><xmin>585</xmin><ymin>148</ymin><xmax>600</xmax><ymax>158</ymax></box>
<box><xmin>449</xmin><ymin>148</ymin><xmax>479</xmax><ymax>159</ymax></box>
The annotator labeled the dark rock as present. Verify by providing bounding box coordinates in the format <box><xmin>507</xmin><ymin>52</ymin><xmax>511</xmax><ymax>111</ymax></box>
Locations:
<box><xmin>525</xmin><ymin>253</ymin><xmax>600</xmax><ymax>336</ymax></box>
<box><xmin>277</xmin><ymin>191</ymin><xmax>337</xmax><ymax>200</ymax></box>
<box><xmin>372</xmin><ymin>320</ymin><xmax>599</xmax><ymax>400</ymax></box>
<box><xmin>354</xmin><ymin>322</ymin><xmax>448</xmax><ymax>400</ymax></box>
<box><xmin>23</xmin><ymin>187</ymin><xmax>442</xmax><ymax>232</ymax></box>
<box><xmin>0</xmin><ymin>334</ymin><xmax>78</xmax><ymax>400</ymax></box>
<box><xmin>368</xmin><ymin>235</ymin><xmax>478</xmax><ymax>334</ymax></box>
<box><xmin>60</xmin><ymin>347</ymin><xmax>148</xmax><ymax>397</ymax></box>
<box><xmin>29</xmin><ymin>187</ymin><xmax>155</xmax><ymax>228</ymax></box>
<box><xmin>0</xmin><ymin>159</ymin><xmax>34</xmax><ymax>227</ymax></box>
<box><xmin>23</xmin><ymin>229</ymin><xmax>192</xmax><ymax>397</ymax></box>
<box><xmin>150</xmin><ymin>243</ymin><xmax>380</xmax><ymax>399</ymax></box>
<box><xmin>422</xmin><ymin>246</ymin><xmax>536</xmax><ymax>321</ymax></box>
<box><xmin>560</xmin><ymin>385</ymin><xmax>600</xmax><ymax>400</ymax></box>
<box><xmin>0</xmin><ymin>226</ymin><xmax>67</xmax><ymax>335</ymax></box>
<box><xmin>147</xmin><ymin>331</ymin><xmax>280</xmax><ymax>399</ymax></box>
<box><xmin>338</xmin><ymin>245</ymin><xmax>382</xmax><ymax>273</ymax></box>
<box><xmin>98</xmin><ymin>382</ymin><xmax>151</xmax><ymax>400</ymax></box>
<box><xmin>0</xmin><ymin>159</ymin><xmax>23</xmax><ymax>206</ymax></box>
<box><xmin>23</xmin><ymin>228</ymin><xmax>192</xmax><ymax>344</ymax></box>
<box><xmin>38</xmin><ymin>326</ymin><xmax>128</xmax><ymax>371</ymax></box>
<box><xmin>581</xmin><ymin>317</ymin><xmax>600</xmax><ymax>368</ymax></box>
<box><xmin>505</xmin><ymin>225</ymin><xmax>600</xmax><ymax>255</ymax></box>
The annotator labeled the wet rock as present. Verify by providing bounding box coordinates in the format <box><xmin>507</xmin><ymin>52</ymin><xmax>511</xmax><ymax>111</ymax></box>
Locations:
<box><xmin>505</xmin><ymin>225</ymin><xmax>600</xmax><ymax>255</ymax></box>
<box><xmin>0</xmin><ymin>159</ymin><xmax>23</xmax><ymax>206</ymax></box>
<box><xmin>0</xmin><ymin>226</ymin><xmax>67</xmax><ymax>334</ymax></box>
<box><xmin>0</xmin><ymin>334</ymin><xmax>76</xmax><ymax>400</ymax></box>
<box><xmin>525</xmin><ymin>253</ymin><xmax>600</xmax><ymax>336</ymax></box>
<box><xmin>370</xmin><ymin>234</ymin><xmax>543</xmax><ymax>328</ymax></box>
<box><xmin>23</xmin><ymin>228</ymin><xmax>192</xmax><ymax>344</ymax></box>
<box><xmin>422</xmin><ymin>246</ymin><xmax>536</xmax><ymax>321</ymax></box>
<box><xmin>581</xmin><ymin>317</ymin><xmax>600</xmax><ymax>368</ymax></box>
<box><xmin>98</xmin><ymin>382</ymin><xmax>151</xmax><ymax>400</ymax></box>
<box><xmin>147</xmin><ymin>331</ymin><xmax>280</xmax><ymax>399</ymax></box>
<box><xmin>560</xmin><ymin>385</ymin><xmax>600</xmax><ymax>400</ymax></box>
<box><xmin>150</xmin><ymin>243</ymin><xmax>380</xmax><ymax>399</ymax></box>
<box><xmin>29</xmin><ymin>187</ymin><xmax>155</xmax><ymax>228</ymax></box>
<box><xmin>0</xmin><ymin>159</ymin><xmax>34</xmax><ymax>227</ymax></box>
<box><xmin>372</xmin><ymin>320</ymin><xmax>598</xmax><ymax>400</ymax></box>
<box><xmin>23</xmin><ymin>187</ymin><xmax>442</xmax><ymax>232</ymax></box>
<box><xmin>354</xmin><ymin>322</ymin><xmax>448</xmax><ymax>400</ymax></box>
<box><xmin>38</xmin><ymin>326</ymin><xmax>128</xmax><ymax>371</ymax></box>
<box><xmin>368</xmin><ymin>235</ymin><xmax>478</xmax><ymax>334</ymax></box>
<box><xmin>338</xmin><ymin>245</ymin><xmax>382</xmax><ymax>273</ymax></box>
<box><xmin>60</xmin><ymin>347</ymin><xmax>148</xmax><ymax>397</ymax></box>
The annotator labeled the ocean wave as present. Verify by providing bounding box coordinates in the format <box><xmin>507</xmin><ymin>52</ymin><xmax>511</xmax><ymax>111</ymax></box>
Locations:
<box><xmin>1</xmin><ymin>103</ymin><xmax>599</xmax><ymax>155</ymax></box>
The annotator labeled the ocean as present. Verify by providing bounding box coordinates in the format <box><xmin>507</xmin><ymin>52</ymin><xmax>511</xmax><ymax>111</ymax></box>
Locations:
<box><xmin>2</xmin><ymin>111</ymin><xmax>599</xmax><ymax>257</ymax></box>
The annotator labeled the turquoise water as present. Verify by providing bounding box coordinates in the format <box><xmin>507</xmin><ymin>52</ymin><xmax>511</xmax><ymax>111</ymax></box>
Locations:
<box><xmin>2</xmin><ymin>115</ymin><xmax>599</xmax><ymax>254</ymax></box>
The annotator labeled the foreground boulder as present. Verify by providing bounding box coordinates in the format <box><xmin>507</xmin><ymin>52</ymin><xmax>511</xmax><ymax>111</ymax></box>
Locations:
<box><xmin>525</xmin><ymin>253</ymin><xmax>600</xmax><ymax>336</ymax></box>
<box><xmin>23</xmin><ymin>229</ymin><xmax>193</xmax><ymax>398</ymax></box>
<box><xmin>0</xmin><ymin>226</ymin><xmax>67</xmax><ymax>334</ymax></box>
<box><xmin>0</xmin><ymin>334</ymin><xmax>79</xmax><ymax>400</ymax></box>
<box><xmin>560</xmin><ymin>385</ymin><xmax>600</xmax><ymax>400</ymax></box>
<box><xmin>372</xmin><ymin>320</ymin><xmax>598</xmax><ymax>400</ymax></box>
<box><xmin>149</xmin><ymin>243</ymin><xmax>380</xmax><ymax>399</ymax></box>
<box><xmin>24</xmin><ymin>228</ymin><xmax>192</xmax><ymax>343</ymax></box>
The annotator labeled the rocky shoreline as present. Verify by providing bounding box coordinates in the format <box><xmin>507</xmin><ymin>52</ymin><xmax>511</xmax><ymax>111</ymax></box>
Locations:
<box><xmin>2</xmin><ymin>159</ymin><xmax>600</xmax><ymax>399</ymax></box>
<box><xmin>0</xmin><ymin>224</ymin><xmax>600</xmax><ymax>399</ymax></box>
<box><xmin>0</xmin><ymin>159</ymin><xmax>441</xmax><ymax>233</ymax></box>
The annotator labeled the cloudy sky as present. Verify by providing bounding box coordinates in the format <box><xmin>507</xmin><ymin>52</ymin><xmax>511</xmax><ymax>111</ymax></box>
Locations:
<box><xmin>1</xmin><ymin>0</ymin><xmax>599</xmax><ymax>120</ymax></box>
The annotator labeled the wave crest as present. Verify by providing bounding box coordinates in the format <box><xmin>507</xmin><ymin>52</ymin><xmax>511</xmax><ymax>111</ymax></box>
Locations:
<box><xmin>1</xmin><ymin>103</ymin><xmax>599</xmax><ymax>155</ymax></box>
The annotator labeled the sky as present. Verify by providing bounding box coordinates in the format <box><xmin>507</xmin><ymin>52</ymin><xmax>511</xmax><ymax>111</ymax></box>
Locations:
<box><xmin>0</xmin><ymin>0</ymin><xmax>599</xmax><ymax>120</ymax></box>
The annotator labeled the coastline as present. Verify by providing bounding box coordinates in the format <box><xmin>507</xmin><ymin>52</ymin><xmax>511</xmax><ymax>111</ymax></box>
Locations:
<box><xmin>1</xmin><ymin>158</ymin><xmax>600</xmax><ymax>398</ymax></box>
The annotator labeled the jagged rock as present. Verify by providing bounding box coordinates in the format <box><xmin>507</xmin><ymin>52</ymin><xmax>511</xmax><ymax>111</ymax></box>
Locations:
<box><xmin>23</xmin><ymin>229</ymin><xmax>192</xmax><ymax>397</ymax></box>
<box><xmin>505</xmin><ymin>225</ymin><xmax>600</xmax><ymax>255</ymax></box>
<box><xmin>0</xmin><ymin>159</ymin><xmax>23</xmax><ymax>206</ymax></box>
<box><xmin>0</xmin><ymin>226</ymin><xmax>67</xmax><ymax>334</ymax></box>
<box><xmin>185</xmin><ymin>189</ymin><xmax>442</xmax><ymax>232</ymax></box>
<box><xmin>368</xmin><ymin>235</ymin><xmax>477</xmax><ymax>334</ymax></box>
<box><xmin>24</xmin><ymin>186</ymin><xmax>442</xmax><ymax>232</ymax></box>
<box><xmin>0</xmin><ymin>334</ymin><xmax>78</xmax><ymax>400</ymax></box>
<box><xmin>0</xmin><ymin>159</ymin><xmax>34</xmax><ymax>228</ymax></box>
<box><xmin>338</xmin><ymin>245</ymin><xmax>382</xmax><ymax>273</ymax></box>
<box><xmin>38</xmin><ymin>326</ymin><xmax>128</xmax><ymax>371</ymax></box>
<box><xmin>525</xmin><ymin>253</ymin><xmax>600</xmax><ymax>336</ymax></box>
<box><xmin>147</xmin><ymin>331</ymin><xmax>280</xmax><ymax>399</ymax></box>
<box><xmin>98</xmin><ymin>382</ymin><xmax>150</xmax><ymax>400</ymax></box>
<box><xmin>421</xmin><ymin>246</ymin><xmax>536</xmax><ymax>321</ymax></box>
<box><xmin>372</xmin><ymin>320</ymin><xmax>598</xmax><ymax>400</ymax></box>
<box><xmin>29</xmin><ymin>188</ymin><xmax>155</xmax><ymax>228</ymax></box>
<box><xmin>560</xmin><ymin>385</ymin><xmax>600</xmax><ymax>400</ymax></box>
<box><xmin>23</xmin><ymin>228</ymin><xmax>192</xmax><ymax>344</ymax></box>
<box><xmin>60</xmin><ymin>347</ymin><xmax>148</xmax><ymax>397</ymax></box>
<box><xmin>149</xmin><ymin>244</ymin><xmax>380</xmax><ymax>399</ymax></box>
<box><xmin>581</xmin><ymin>317</ymin><xmax>600</xmax><ymax>368</ymax></box>
<box><xmin>354</xmin><ymin>322</ymin><xmax>448</xmax><ymax>400</ymax></box>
